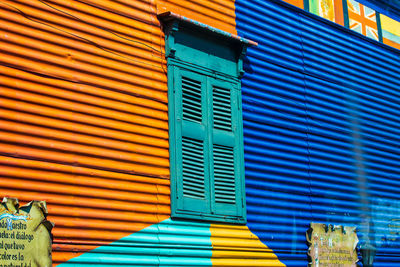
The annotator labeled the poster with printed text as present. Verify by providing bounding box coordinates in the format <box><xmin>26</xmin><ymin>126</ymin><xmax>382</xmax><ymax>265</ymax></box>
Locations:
<box><xmin>307</xmin><ymin>223</ymin><xmax>359</xmax><ymax>267</ymax></box>
<box><xmin>0</xmin><ymin>198</ymin><xmax>53</xmax><ymax>267</ymax></box>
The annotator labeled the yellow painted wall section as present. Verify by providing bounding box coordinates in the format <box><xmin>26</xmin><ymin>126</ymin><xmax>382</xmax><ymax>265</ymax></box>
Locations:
<box><xmin>0</xmin><ymin>0</ymin><xmax>170</xmax><ymax>265</ymax></box>
<box><xmin>210</xmin><ymin>224</ymin><xmax>286</xmax><ymax>266</ymax></box>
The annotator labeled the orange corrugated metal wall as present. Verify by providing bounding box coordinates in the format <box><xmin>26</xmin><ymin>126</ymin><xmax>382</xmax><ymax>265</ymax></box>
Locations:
<box><xmin>0</xmin><ymin>0</ymin><xmax>237</xmax><ymax>265</ymax></box>
<box><xmin>0</xmin><ymin>0</ymin><xmax>170</xmax><ymax>264</ymax></box>
<box><xmin>156</xmin><ymin>0</ymin><xmax>236</xmax><ymax>33</ymax></box>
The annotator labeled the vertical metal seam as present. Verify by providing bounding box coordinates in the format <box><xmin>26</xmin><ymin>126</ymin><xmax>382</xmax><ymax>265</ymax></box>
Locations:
<box><xmin>299</xmin><ymin>10</ymin><xmax>315</xmax><ymax>223</ymax></box>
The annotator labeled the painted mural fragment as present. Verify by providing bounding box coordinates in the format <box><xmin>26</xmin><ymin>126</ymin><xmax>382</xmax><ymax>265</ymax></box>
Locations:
<box><xmin>307</xmin><ymin>223</ymin><xmax>358</xmax><ymax>266</ymax></box>
<box><xmin>309</xmin><ymin>0</ymin><xmax>344</xmax><ymax>24</ymax></box>
<box><xmin>0</xmin><ymin>198</ymin><xmax>53</xmax><ymax>267</ymax></box>
<box><xmin>309</xmin><ymin>0</ymin><xmax>336</xmax><ymax>21</ymax></box>
<box><xmin>381</xmin><ymin>14</ymin><xmax>400</xmax><ymax>49</ymax></box>
<box><xmin>347</xmin><ymin>0</ymin><xmax>378</xmax><ymax>40</ymax></box>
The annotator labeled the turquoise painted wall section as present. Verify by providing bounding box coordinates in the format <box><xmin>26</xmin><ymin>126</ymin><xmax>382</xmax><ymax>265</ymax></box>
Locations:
<box><xmin>57</xmin><ymin>219</ymin><xmax>212</xmax><ymax>266</ymax></box>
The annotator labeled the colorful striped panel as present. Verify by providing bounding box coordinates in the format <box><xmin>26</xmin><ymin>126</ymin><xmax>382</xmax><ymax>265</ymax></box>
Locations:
<box><xmin>57</xmin><ymin>218</ymin><xmax>285</xmax><ymax>266</ymax></box>
<box><xmin>347</xmin><ymin>0</ymin><xmax>378</xmax><ymax>40</ymax></box>
<box><xmin>381</xmin><ymin>14</ymin><xmax>400</xmax><ymax>50</ymax></box>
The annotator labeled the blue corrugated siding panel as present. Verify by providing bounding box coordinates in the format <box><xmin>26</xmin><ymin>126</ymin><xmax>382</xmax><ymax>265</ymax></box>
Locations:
<box><xmin>236</xmin><ymin>0</ymin><xmax>400</xmax><ymax>266</ymax></box>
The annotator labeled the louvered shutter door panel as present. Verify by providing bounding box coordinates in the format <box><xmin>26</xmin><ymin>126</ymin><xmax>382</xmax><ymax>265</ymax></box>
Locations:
<box><xmin>213</xmin><ymin>86</ymin><xmax>232</xmax><ymax>131</ymax></box>
<box><xmin>213</xmin><ymin>144</ymin><xmax>236</xmax><ymax>204</ymax></box>
<box><xmin>211</xmin><ymin>79</ymin><xmax>244</xmax><ymax>218</ymax></box>
<box><xmin>182</xmin><ymin>77</ymin><xmax>203</xmax><ymax>124</ymax></box>
<box><xmin>174</xmin><ymin>68</ymin><xmax>210</xmax><ymax>214</ymax></box>
<box><xmin>182</xmin><ymin>137</ymin><xmax>205</xmax><ymax>199</ymax></box>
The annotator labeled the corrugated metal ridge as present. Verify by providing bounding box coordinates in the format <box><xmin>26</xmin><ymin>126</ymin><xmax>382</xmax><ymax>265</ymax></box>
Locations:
<box><xmin>157</xmin><ymin>11</ymin><xmax>258</xmax><ymax>47</ymax></box>
<box><xmin>74</xmin><ymin>0</ymin><xmax>160</xmax><ymax>26</ymax></box>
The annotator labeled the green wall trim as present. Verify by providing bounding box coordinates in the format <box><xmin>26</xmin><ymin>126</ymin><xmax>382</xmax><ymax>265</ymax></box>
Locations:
<box><xmin>304</xmin><ymin>0</ymin><xmax>310</xmax><ymax>12</ymax></box>
<box><xmin>343</xmin><ymin>0</ymin><xmax>350</xmax><ymax>28</ymax></box>
<box><xmin>376</xmin><ymin>12</ymin><xmax>383</xmax><ymax>42</ymax></box>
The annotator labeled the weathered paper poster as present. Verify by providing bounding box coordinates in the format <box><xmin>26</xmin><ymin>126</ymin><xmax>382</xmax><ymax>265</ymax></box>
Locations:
<box><xmin>0</xmin><ymin>198</ymin><xmax>53</xmax><ymax>267</ymax></box>
<box><xmin>307</xmin><ymin>222</ymin><xmax>359</xmax><ymax>267</ymax></box>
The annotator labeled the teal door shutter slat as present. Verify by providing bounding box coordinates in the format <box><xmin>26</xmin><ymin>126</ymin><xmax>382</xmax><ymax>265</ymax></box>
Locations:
<box><xmin>213</xmin><ymin>144</ymin><xmax>236</xmax><ymax>204</ymax></box>
<box><xmin>174</xmin><ymin>68</ymin><xmax>211</xmax><ymax>215</ymax></box>
<box><xmin>213</xmin><ymin>86</ymin><xmax>232</xmax><ymax>131</ymax></box>
<box><xmin>182</xmin><ymin>76</ymin><xmax>203</xmax><ymax>123</ymax></box>
<box><xmin>210</xmin><ymin>80</ymin><xmax>245</xmax><ymax>219</ymax></box>
<box><xmin>182</xmin><ymin>137</ymin><xmax>205</xmax><ymax>199</ymax></box>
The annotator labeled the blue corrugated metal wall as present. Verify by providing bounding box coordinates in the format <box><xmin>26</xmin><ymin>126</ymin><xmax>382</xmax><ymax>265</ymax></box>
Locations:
<box><xmin>236</xmin><ymin>0</ymin><xmax>400</xmax><ymax>265</ymax></box>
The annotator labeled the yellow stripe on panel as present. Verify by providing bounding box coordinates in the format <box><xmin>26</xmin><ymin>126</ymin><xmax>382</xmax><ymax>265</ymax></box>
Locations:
<box><xmin>380</xmin><ymin>14</ymin><xmax>400</xmax><ymax>49</ymax></box>
<box><xmin>381</xmin><ymin>14</ymin><xmax>400</xmax><ymax>36</ymax></box>
<box><xmin>210</xmin><ymin>224</ymin><xmax>286</xmax><ymax>266</ymax></box>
